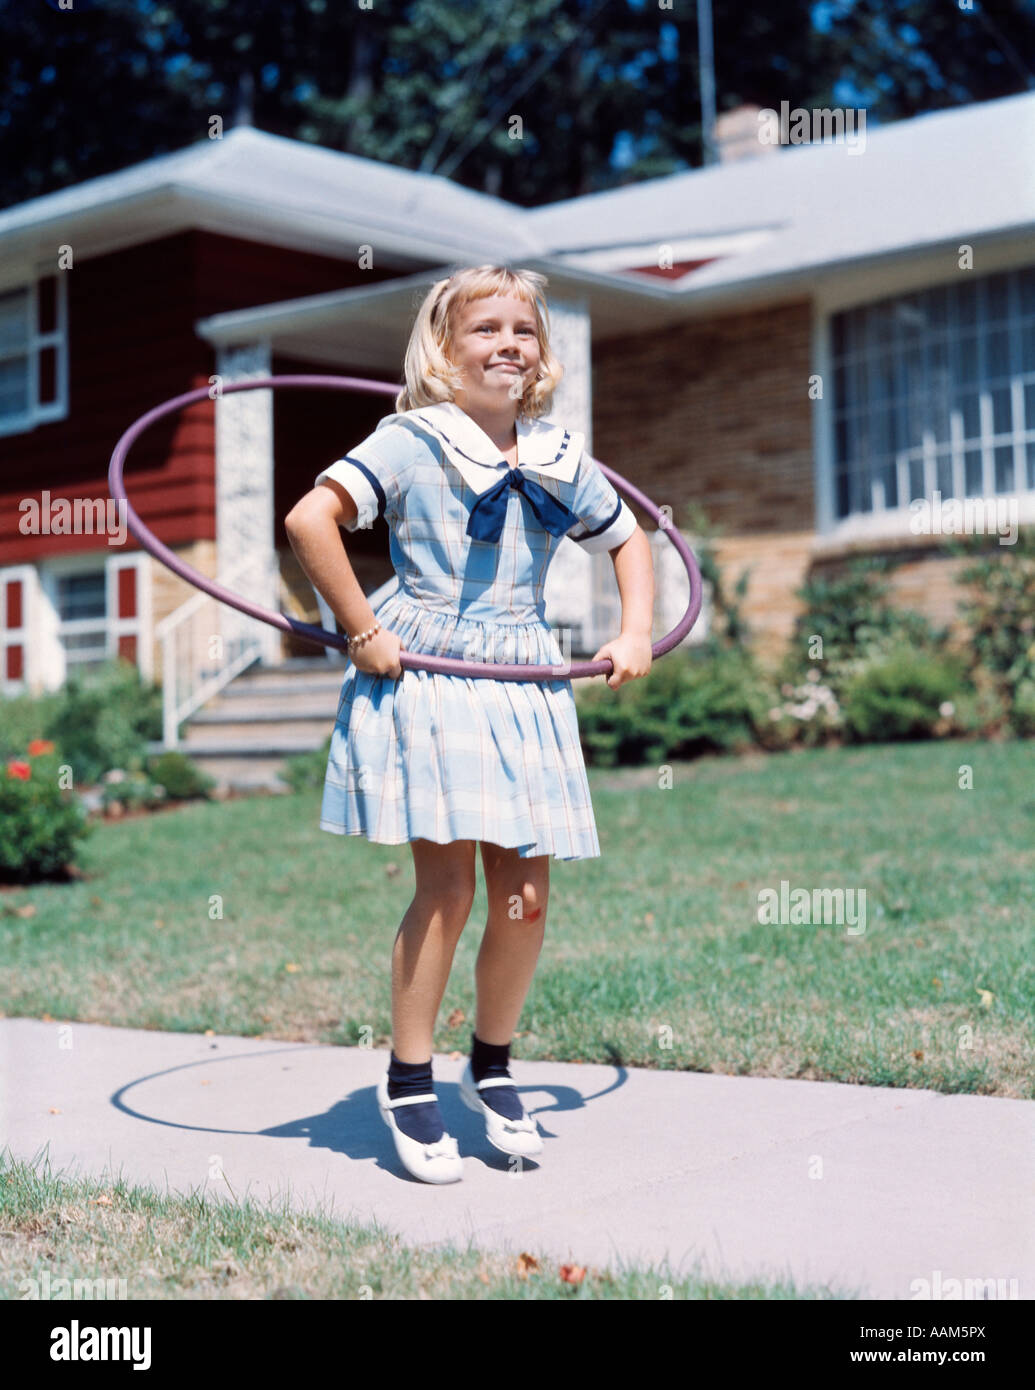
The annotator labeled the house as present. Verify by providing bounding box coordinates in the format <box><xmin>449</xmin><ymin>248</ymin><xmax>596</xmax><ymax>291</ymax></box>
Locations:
<box><xmin>2</xmin><ymin>90</ymin><xmax>1033</xmax><ymax>776</ymax></box>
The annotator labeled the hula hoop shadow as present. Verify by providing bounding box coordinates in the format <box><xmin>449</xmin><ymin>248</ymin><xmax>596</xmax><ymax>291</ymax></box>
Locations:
<box><xmin>107</xmin><ymin>375</ymin><xmax>703</xmax><ymax>681</ymax></box>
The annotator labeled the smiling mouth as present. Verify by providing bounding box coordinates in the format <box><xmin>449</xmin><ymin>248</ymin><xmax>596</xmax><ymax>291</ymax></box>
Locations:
<box><xmin>491</xmin><ymin>363</ymin><xmax>521</xmax><ymax>372</ymax></box>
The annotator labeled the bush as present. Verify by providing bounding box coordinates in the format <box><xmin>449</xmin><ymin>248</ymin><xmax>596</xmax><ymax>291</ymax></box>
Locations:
<box><xmin>145</xmin><ymin>751</ymin><xmax>216</xmax><ymax>801</ymax></box>
<box><xmin>950</xmin><ymin>530</ymin><xmax>1035</xmax><ymax>735</ymax></box>
<box><xmin>577</xmin><ymin>646</ymin><xmax>768</xmax><ymax>766</ymax></box>
<box><xmin>839</xmin><ymin>646</ymin><xmax>969</xmax><ymax>743</ymax></box>
<box><xmin>281</xmin><ymin>736</ymin><xmax>332</xmax><ymax>792</ymax></box>
<box><xmin>0</xmin><ymin>690</ymin><xmax>65</xmax><ymax>762</ymax></box>
<box><xmin>780</xmin><ymin>557</ymin><xmax>952</xmax><ymax>698</ymax></box>
<box><xmin>947</xmin><ymin>674</ymin><xmax>1011</xmax><ymax>738</ymax></box>
<box><xmin>0</xmin><ymin>743</ymin><xmax>93</xmax><ymax>883</ymax></box>
<box><xmin>756</xmin><ymin>668</ymin><xmax>843</xmax><ymax>751</ymax></box>
<box><xmin>42</xmin><ymin>659</ymin><xmax>163</xmax><ymax>787</ymax></box>
<box><xmin>99</xmin><ymin>769</ymin><xmax>168</xmax><ymax>813</ymax></box>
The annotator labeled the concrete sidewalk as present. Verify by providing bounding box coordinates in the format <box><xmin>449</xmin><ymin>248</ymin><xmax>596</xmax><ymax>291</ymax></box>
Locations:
<box><xmin>2</xmin><ymin>1017</ymin><xmax>1031</xmax><ymax>1299</ymax></box>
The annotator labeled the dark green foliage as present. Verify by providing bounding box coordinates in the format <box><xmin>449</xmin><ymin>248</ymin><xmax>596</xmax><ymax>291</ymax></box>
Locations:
<box><xmin>41</xmin><ymin>660</ymin><xmax>163</xmax><ymax>788</ymax></box>
<box><xmin>949</xmin><ymin>531</ymin><xmax>1035</xmax><ymax>735</ymax></box>
<box><xmin>839</xmin><ymin>645</ymin><xmax>969</xmax><ymax>743</ymax></box>
<box><xmin>780</xmin><ymin>556</ymin><xmax>952</xmax><ymax>697</ymax></box>
<box><xmin>0</xmin><ymin>748</ymin><xmax>93</xmax><ymax>883</ymax></box>
<box><xmin>578</xmin><ymin>646</ymin><xmax>766</xmax><ymax>766</ymax></box>
<box><xmin>145</xmin><ymin>751</ymin><xmax>216</xmax><ymax>801</ymax></box>
<box><xmin>281</xmin><ymin>736</ymin><xmax>333</xmax><ymax>792</ymax></box>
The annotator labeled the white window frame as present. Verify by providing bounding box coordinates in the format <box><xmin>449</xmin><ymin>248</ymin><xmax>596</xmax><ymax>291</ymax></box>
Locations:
<box><xmin>36</xmin><ymin>551</ymin><xmax>152</xmax><ymax>689</ymax></box>
<box><xmin>0</xmin><ymin>258</ymin><xmax>69</xmax><ymax>438</ymax></box>
<box><xmin>812</xmin><ymin>249</ymin><xmax>1035</xmax><ymax>547</ymax></box>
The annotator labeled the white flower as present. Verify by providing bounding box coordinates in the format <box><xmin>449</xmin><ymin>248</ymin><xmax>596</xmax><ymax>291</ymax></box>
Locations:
<box><xmin>103</xmin><ymin>769</ymin><xmax>127</xmax><ymax>784</ymax></box>
<box><xmin>806</xmin><ymin>668</ymin><xmax>821</xmax><ymax>683</ymax></box>
<box><xmin>939</xmin><ymin>701</ymin><xmax>955</xmax><ymax>718</ymax></box>
<box><xmin>769</xmin><ymin>708</ymin><xmax>783</xmax><ymax>721</ymax></box>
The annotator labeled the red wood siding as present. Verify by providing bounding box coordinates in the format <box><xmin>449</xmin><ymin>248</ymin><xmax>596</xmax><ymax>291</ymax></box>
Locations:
<box><xmin>3</xmin><ymin>576</ymin><xmax>24</xmax><ymax>680</ymax></box>
<box><xmin>117</xmin><ymin>565</ymin><xmax>136</xmax><ymax>619</ymax></box>
<box><xmin>0</xmin><ymin>229</ymin><xmax>401</xmax><ymax>569</ymax></box>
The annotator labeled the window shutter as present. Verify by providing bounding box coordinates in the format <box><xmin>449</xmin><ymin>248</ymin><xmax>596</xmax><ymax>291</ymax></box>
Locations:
<box><xmin>0</xmin><ymin>565</ymin><xmax>38</xmax><ymax>692</ymax></box>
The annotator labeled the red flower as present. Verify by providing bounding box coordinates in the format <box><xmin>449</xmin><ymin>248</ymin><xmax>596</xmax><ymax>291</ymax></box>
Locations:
<box><xmin>27</xmin><ymin>739</ymin><xmax>55</xmax><ymax>756</ymax></box>
<box><xmin>7</xmin><ymin>761</ymin><xmax>31</xmax><ymax>780</ymax></box>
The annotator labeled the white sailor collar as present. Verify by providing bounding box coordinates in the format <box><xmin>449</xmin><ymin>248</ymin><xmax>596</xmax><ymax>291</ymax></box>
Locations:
<box><xmin>376</xmin><ymin>401</ymin><xmax>585</xmax><ymax>494</ymax></box>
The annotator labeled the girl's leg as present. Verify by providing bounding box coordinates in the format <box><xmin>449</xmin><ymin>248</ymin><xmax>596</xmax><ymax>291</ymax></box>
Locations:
<box><xmin>474</xmin><ymin>841</ymin><xmax>549</xmax><ymax>1045</ymax></box>
<box><xmin>391</xmin><ymin>837</ymin><xmax>477</xmax><ymax>1061</ymax></box>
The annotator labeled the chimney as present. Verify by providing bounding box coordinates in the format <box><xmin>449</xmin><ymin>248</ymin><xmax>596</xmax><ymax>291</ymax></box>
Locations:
<box><xmin>714</xmin><ymin>104</ymin><xmax>780</xmax><ymax>162</ymax></box>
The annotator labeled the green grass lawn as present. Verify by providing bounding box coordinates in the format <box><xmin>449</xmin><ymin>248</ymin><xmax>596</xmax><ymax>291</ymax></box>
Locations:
<box><xmin>2</xmin><ymin>738</ymin><xmax>1032</xmax><ymax>1098</ymax></box>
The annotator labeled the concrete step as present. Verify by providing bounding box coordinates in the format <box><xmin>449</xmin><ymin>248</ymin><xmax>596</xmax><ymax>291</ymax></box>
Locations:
<box><xmin>183</xmin><ymin>754</ymin><xmax>298</xmax><ymax>793</ymax></box>
<box><xmin>192</xmin><ymin>696</ymin><xmax>341</xmax><ymax>721</ymax></box>
<box><xmin>215</xmin><ymin>679</ymin><xmax>345</xmax><ymax>704</ymax></box>
<box><xmin>145</xmin><ymin>741</ymin><xmax>326</xmax><ymax>794</ymax></box>
<box><xmin>182</xmin><ymin>719</ymin><xmax>334</xmax><ymax>747</ymax></box>
<box><xmin>242</xmin><ymin>657</ymin><xmax>348</xmax><ymax>685</ymax></box>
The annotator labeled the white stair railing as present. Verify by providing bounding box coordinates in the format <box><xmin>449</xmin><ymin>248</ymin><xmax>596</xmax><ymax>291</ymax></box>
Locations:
<box><xmin>155</xmin><ymin>554</ymin><xmax>272</xmax><ymax>748</ymax></box>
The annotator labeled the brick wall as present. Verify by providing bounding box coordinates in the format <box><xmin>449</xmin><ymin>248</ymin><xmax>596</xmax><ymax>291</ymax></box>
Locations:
<box><xmin>592</xmin><ymin>300</ymin><xmax>1017</xmax><ymax>670</ymax></box>
<box><xmin>593</xmin><ymin>300</ymin><xmax>816</xmax><ymax>666</ymax></box>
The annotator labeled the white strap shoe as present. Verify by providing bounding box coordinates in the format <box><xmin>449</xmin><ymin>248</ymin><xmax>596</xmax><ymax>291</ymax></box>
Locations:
<box><xmin>459</xmin><ymin>1060</ymin><xmax>544</xmax><ymax>1157</ymax></box>
<box><xmin>377</xmin><ymin>1072</ymin><xmax>463</xmax><ymax>1184</ymax></box>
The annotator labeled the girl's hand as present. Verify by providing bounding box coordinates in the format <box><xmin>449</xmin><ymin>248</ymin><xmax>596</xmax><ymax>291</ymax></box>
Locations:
<box><xmin>591</xmin><ymin>631</ymin><xmax>653</xmax><ymax>690</ymax></box>
<box><xmin>349</xmin><ymin>624</ymin><xmax>403</xmax><ymax>679</ymax></box>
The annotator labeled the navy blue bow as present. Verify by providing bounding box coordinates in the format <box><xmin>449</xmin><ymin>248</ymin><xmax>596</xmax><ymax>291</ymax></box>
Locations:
<box><xmin>466</xmin><ymin>467</ymin><xmax>579</xmax><ymax>543</ymax></box>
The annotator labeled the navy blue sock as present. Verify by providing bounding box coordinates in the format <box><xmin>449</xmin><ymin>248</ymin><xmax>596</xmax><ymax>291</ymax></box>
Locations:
<box><xmin>386</xmin><ymin>1052</ymin><xmax>445</xmax><ymax>1144</ymax></box>
<box><xmin>470</xmin><ymin>1032</ymin><xmax>524</xmax><ymax>1121</ymax></box>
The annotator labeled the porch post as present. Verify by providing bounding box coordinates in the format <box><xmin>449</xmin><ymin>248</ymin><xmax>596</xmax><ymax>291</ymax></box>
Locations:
<box><xmin>542</xmin><ymin>296</ymin><xmax>618</xmax><ymax>655</ymax></box>
<box><xmin>214</xmin><ymin>341</ymin><xmax>279</xmax><ymax>666</ymax></box>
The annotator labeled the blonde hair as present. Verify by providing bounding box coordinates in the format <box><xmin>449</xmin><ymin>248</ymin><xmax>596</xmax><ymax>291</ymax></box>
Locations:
<box><xmin>395</xmin><ymin>265</ymin><xmax>564</xmax><ymax>421</ymax></box>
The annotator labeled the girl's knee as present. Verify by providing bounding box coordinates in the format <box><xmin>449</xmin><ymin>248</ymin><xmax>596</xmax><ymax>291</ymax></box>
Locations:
<box><xmin>498</xmin><ymin>881</ymin><xmax>548</xmax><ymax>924</ymax></box>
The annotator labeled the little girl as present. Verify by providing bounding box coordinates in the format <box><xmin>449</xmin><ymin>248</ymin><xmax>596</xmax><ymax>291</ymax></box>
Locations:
<box><xmin>285</xmin><ymin>265</ymin><xmax>654</xmax><ymax>1183</ymax></box>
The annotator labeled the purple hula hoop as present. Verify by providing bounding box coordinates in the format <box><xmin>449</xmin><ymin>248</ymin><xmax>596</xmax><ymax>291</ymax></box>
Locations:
<box><xmin>107</xmin><ymin>375</ymin><xmax>703</xmax><ymax>681</ymax></box>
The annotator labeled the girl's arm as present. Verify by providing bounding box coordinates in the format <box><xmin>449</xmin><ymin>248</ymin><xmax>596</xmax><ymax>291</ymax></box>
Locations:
<box><xmin>284</xmin><ymin>482</ymin><xmax>402</xmax><ymax>677</ymax></box>
<box><xmin>590</xmin><ymin>527</ymin><xmax>655</xmax><ymax>689</ymax></box>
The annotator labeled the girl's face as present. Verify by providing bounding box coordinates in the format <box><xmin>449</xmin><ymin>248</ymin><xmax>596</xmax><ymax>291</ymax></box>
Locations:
<box><xmin>446</xmin><ymin>294</ymin><xmax>542</xmax><ymax>416</ymax></box>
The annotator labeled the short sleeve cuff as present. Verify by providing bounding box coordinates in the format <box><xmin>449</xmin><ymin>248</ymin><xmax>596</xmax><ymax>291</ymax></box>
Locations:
<box><xmin>570</xmin><ymin>498</ymin><xmax>638</xmax><ymax>553</ymax></box>
<box><xmin>314</xmin><ymin>457</ymin><xmax>382</xmax><ymax>531</ymax></box>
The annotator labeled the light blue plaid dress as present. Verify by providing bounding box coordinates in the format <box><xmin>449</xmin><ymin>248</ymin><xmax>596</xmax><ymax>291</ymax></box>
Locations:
<box><xmin>314</xmin><ymin>401</ymin><xmax>638</xmax><ymax>861</ymax></box>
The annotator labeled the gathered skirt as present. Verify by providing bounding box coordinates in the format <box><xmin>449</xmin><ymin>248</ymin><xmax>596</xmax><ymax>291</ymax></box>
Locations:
<box><xmin>319</xmin><ymin>587</ymin><xmax>601</xmax><ymax>861</ymax></box>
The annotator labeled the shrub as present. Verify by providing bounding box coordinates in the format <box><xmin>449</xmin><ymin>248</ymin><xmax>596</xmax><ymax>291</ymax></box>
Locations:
<box><xmin>949</xmin><ymin>530</ymin><xmax>1035</xmax><ymax>735</ymax></box>
<box><xmin>281</xmin><ymin>736</ymin><xmax>332</xmax><ymax>792</ymax></box>
<box><xmin>99</xmin><ymin>769</ymin><xmax>168</xmax><ymax>813</ymax></box>
<box><xmin>145</xmin><ymin>750</ymin><xmax>216</xmax><ymax>801</ymax></box>
<box><xmin>0</xmin><ymin>743</ymin><xmax>93</xmax><ymax>883</ymax></box>
<box><xmin>42</xmin><ymin>659</ymin><xmax>163</xmax><ymax>787</ymax></box>
<box><xmin>577</xmin><ymin>646</ymin><xmax>768</xmax><ymax>767</ymax></box>
<box><xmin>780</xmin><ymin>557</ymin><xmax>952</xmax><ymax>698</ymax></box>
<box><xmin>757</xmin><ymin>668</ymin><xmax>843</xmax><ymax>750</ymax></box>
<box><xmin>839</xmin><ymin>646</ymin><xmax>969</xmax><ymax>743</ymax></box>
<box><xmin>0</xmin><ymin>689</ymin><xmax>65</xmax><ymax>762</ymax></box>
<box><xmin>946</xmin><ymin>672</ymin><xmax>1011</xmax><ymax>739</ymax></box>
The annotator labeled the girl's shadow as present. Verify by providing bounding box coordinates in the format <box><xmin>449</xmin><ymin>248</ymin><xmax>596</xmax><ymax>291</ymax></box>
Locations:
<box><xmin>264</xmin><ymin>1076</ymin><xmax>626</xmax><ymax>1178</ymax></box>
<box><xmin>110</xmin><ymin>1048</ymin><xmax>626</xmax><ymax>1183</ymax></box>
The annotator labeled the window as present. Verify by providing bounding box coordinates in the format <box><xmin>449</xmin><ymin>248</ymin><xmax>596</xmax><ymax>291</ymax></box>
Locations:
<box><xmin>0</xmin><ymin>268</ymin><xmax>68</xmax><ymax>437</ymax></box>
<box><xmin>830</xmin><ymin>268</ymin><xmax>1035</xmax><ymax>521</ymax></box>
<box><xmin>55</xmin><ymin>571</ymin><xmax>110</xmax><ymax>676</ymax></box>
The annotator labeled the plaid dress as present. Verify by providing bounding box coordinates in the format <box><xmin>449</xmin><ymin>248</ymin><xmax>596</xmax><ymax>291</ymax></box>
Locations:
<box><xmin>314</xmin><ymin>401</ymin><xmax>638</xmax><ymax>861</ymax></box>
